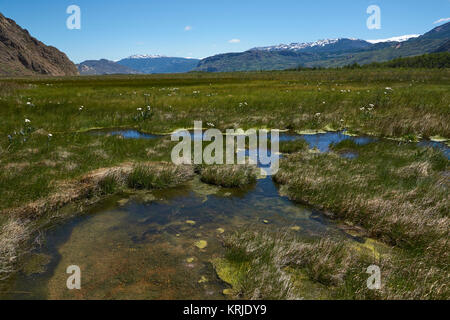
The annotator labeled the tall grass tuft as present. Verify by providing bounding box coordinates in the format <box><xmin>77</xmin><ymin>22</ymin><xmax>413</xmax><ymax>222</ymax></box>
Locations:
<box><xmin>279</xmin><ymin>139</ymin><xmax>308</xmax><ymax>154</ymax></box>
<box><xmin>199</xmin><ymin>165</ymin><xmax>257</xmax><ymax>188</ymax></box>
<box><xmin>127</xmin><ymin>163</ymin><xmax>193</xmax><ymax>190</ymax></box>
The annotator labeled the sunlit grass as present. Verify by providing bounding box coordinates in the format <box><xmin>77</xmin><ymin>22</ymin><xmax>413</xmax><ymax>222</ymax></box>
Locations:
<box><xmin>199</xmin><ymin>164</ymin><xmax>257</xmax><ymax>188</ymax></box>
<box><xmin>0</xmin><ymin>69</ymin><xmax>448</xmax><ymax>299</ymax></box>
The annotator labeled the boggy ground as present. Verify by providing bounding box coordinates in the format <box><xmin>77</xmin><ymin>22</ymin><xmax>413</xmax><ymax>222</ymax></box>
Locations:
<box><xmin>1</xmin><ymin>69</ymin><xmax>449</xmax><ymax>212</ymax></box>
<box><xmin>217</xmin><ymin>140</ymin><xmax>449</xmax><ymax>300</ymax></box>
<box><xmin>0</xmin><ymin>69</ymin><xmax>449</xmax><ymax>299</ymax></box>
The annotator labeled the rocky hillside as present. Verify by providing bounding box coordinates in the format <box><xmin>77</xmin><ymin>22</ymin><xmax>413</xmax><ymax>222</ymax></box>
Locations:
<box><xmin>0</xmin><ymin>12</ymin><xmax>78</xmax><ymax>76</ymax></box>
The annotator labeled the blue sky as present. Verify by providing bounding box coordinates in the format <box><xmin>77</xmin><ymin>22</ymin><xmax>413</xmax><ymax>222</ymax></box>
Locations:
<box><xmin>1</xmin><ymin>0</ymin><xmax>449</xmax><ymax>63</ymax></box>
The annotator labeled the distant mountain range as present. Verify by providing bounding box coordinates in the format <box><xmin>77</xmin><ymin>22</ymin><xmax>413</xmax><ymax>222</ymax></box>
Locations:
<box><xmin>78</xmin><ymin>55</ymin><xmax>200</xmax><ymax>75</ymax></box>
<box><xmin>116</xmin><ymin>55</ymin><xmax>199</xmax><ymax>74</ymax></box>
<box><xmin>0</xmin><ymin>12</ymin><xmax>78</xmax><ymax>76</ymax></box>
<box><xmin>1</xmin><ymin>10</ymin><xmax>449</xmax><ymax>77</ymax></box>
<box><xmin>195</xmin><ymin>22</ymin><xmax>450</xmax><ymax>72</ymax></box>
<box><xmin>80</xmin><ymin>24</ymin><xmax>449</xmax><ymax>75</ymax></box>
<box><xmin>77</xmin><ymin>59</ymin><xmax>141</xmax><ymax>75</ymax></box>
<box><xmin>366</xmin><ymin>34</ymin><xmax>420</xmax><ymax>44</ymax></box>
<box><xmin>253</xmin><ymin>38</ymin><xmax>372</xmax><ymax>53</ymax></box>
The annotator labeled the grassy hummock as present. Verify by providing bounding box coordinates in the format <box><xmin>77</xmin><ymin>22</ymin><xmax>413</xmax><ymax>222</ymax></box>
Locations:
<box><xmin>127</xmin><ymin>162</ymin><xmax>193</xmax><ymax>190</ymax></box>
<box><xmin>279</xmin><ymin>139</ymin><xmax>309</xmax><ymax>154</ymax></box>
<box><xmin>199</xmin><ymin>164</ymin><xmax>257</xmax><ymax>188</ymax></box>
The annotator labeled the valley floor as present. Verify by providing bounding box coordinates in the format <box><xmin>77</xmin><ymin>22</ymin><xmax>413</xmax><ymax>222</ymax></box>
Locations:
<box><xmin>0</xmin><ymin>69</ymin><xmax>448</xmax><ymax>299</ymax></box>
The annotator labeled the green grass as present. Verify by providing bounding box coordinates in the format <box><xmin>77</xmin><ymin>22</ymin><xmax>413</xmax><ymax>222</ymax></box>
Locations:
<box><xmin>279</xmin><ymin>139</ymin><xmax>309</xmax><ymax>154</ymax></box>
<box><xmin>1</xmin><ymin>69</ymin><xmax>449</xmax><ymax>137</ymax></box>
<box><xmin>127</xmin><ymin>163</ymin><xmax>193</xmax><ymax>189</ymax></box>
<box><xmin>0</xmin><ymin>132</ymin><xmax>177</xmax><ymax>210</ymax></box>
<box><xmin>1</xmin><ymin>69</ymin><xmax>448</xmax><ymax>211</ymax></box>
<box><xmin>98</xmin><ymin>173</ymin><xmax>121</xmax><ymax>195</ymax></box>
<box><xmin>274</xmin><ymin>141</ymin><xmax>449</xmax><ymax>253</ymax></box>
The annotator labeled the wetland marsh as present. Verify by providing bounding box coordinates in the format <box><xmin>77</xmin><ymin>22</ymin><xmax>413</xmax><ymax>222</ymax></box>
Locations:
<box><xmin>0</xmin><ymin>69</ymin><xmax>449</xmax><ymax>299</ymax></box>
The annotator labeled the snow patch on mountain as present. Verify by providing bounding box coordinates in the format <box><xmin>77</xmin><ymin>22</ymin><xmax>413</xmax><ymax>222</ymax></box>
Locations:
<box><xmin>366</xmin><ymin>34</ymin><xmax>421</xmax><ymax>44</ymax></box>
<box><xmin>126</xmin><ymin>54</ymin><xmax>167</xmax><ymax>59</ymax></box>
<box><xmin>253</xmin><ymin>39</ymin><xmax>344</xmax><ymax>51</ymax></box>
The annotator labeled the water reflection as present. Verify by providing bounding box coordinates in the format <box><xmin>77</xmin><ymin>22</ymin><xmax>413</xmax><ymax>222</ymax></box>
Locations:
<box><xmin>100</xmin><ymin>128</ymin><xmax>449</xmax><ymax>159</ymax></box>
<box><xmin>2</xmin><ymin>169</ymin><xmax>345</xmax><ymax>300</ymax></box>
<box><xmin>5</xmin><ymin>129</ymin><xmax>447</xmax><ymax>299</ymax></box>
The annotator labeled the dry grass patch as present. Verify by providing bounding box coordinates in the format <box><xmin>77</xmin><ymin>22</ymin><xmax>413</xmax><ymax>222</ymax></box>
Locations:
<box><xmin>0</xmin><ymin>218</ymin><xmax>30</xmax><ymax>281</ymax></box>
<box><xmin>220</xmin><ymin>229</ymin><xmax>449</xmax><ymax>300</ymax></box>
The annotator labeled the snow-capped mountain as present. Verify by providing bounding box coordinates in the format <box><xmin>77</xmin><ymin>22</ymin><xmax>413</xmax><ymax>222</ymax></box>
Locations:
<box><xmin>252</xmin><ymin>38</ymin><xmax>368</xmax><ymax>52</ymax></box>
<box><xmin>196</xmin><ymin>22</ymin><xmax>450</xmax><ymax>72</ymax></box>
<box><xmin>251</xmin><ymin>38</ymin><xmax>373</xmax><ymax>56</ymax></box>
<box><xmin>126</xmin><ymin>54</ymin><xmax>167</xmax><ymax>59</ymax></box>
<box><xmin>253</xmin><ymin>39</ymin><xmax>342</xmax><ymax>51</ymax></box>
<box><xmin>366</xmin><ymin>34</ymin><xmax>421</xmax><ymax>44</ymax></box>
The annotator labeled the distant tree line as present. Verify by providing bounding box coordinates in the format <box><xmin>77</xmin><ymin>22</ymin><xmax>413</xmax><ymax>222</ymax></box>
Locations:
<box><xmin>348</xmin><ymin>52</ymin><xmax>450</xmax><ymax>69</ymax></box>
<box><xmin>289</xmin><ymin>52</ymin><xmax>450</xmax><ymax>71</ymax></box>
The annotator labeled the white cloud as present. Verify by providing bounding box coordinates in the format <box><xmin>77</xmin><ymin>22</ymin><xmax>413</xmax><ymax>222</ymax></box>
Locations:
<box><xmin>434</xmin><ymin>17</ymin><xmax>450</xmax><ymax>24</ymax></box>
<box><xmin>228</xmin><ymin>39</ymin><xmax>241</xmax><ymax>43</ymax></box>
<box><xmin>184</xmin><ymin>25</ymin><xmax>192</xmax><ymax>31</ymax></box>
